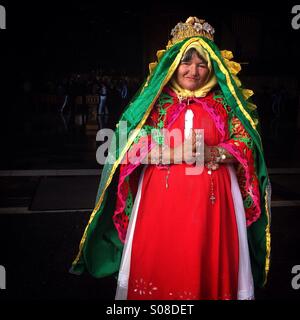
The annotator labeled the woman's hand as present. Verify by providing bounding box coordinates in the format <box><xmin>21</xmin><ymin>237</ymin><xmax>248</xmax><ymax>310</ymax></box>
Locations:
<box><xmin>146</xmin><ymin>130</ymin><xmax>218</xmax><ymax>165</ymax></box>
<box><xmin>172</xmin><ymin>130</ymin><xmax>203</xmax><ymax>164</ymax></box>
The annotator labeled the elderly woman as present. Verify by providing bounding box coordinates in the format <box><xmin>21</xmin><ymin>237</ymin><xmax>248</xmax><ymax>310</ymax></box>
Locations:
<box><xmin>71</xmin><ymin>17</ymin><xmax>271</xmax><ymax>300</ymax></box>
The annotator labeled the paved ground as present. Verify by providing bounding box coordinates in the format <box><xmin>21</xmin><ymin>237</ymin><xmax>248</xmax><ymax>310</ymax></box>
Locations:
<box><xmin>0</xmin><ymin>210</ymin><xmax>117</xmax><ymax>300</ymax></box>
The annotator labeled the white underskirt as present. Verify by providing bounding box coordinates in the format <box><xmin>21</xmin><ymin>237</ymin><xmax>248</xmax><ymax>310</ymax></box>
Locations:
<box><xmin>115</xmin><ymin>164</ymin><xmax>254</xmax><ymax>300</ymax></box>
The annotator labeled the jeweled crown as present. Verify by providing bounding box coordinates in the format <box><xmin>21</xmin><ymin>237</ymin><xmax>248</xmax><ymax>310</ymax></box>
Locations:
<box><xmin>167</xmin><ymin>16</ymin><xmax>215</xmax><ymax>47</ymax></box>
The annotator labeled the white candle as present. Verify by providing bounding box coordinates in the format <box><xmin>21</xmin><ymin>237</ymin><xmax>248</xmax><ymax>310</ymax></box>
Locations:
<box><xmin>184</xmin><ymin>109</ymin><xmax>194</xmax><ymax>139</ymax></box>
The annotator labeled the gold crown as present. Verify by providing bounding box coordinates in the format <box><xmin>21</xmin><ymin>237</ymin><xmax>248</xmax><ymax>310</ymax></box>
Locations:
<box><xmin>168</xmin><ymin>17</ymin><xmax>215</xmax><ymax>47</ymax></box>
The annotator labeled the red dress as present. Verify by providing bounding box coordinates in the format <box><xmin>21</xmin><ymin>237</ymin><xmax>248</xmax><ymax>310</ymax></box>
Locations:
<box><xmin>127</xmin><ymin>102</ymin><xmax>239</xmax><ymax>300</ymax></box>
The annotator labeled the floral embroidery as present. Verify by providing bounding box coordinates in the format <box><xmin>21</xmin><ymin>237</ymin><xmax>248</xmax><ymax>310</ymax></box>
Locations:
<box><xmin>133</xmin><ymin>125</ymin><xmax>153</xmax><ymax>144</ymax></box>
<box><xmin>168</xmin><ymin>291</ymin><xmax>197</xmax><ymax>300</ymax></box>
<box><xmin>132</xmin><ymin>278</ymin><xmax>158</xmax><ymax>296</ymax></box>
<box><xmin>132</xmin><ymin>92</ymin><xmax>174</xmax><ymax>146</ymax></box>
<box><xmin>212</xmin><ymin>91</ymin><xmax>261</xmax><ymax>225</ymax></box>
<box><xmin>219</xmin><ymin>112</ymin><xmax>261</xmax><ymax>225</ymax></box>
<box><xmin>151</xmin><ymin>92</ymin><xmax>175</xmax><ymax>145</ymax></box>
<box><xmin>194</xmin><ymin>96</ymin><xmax>228</xmax><ymax>140</ymax></box>
<box><xmin>213</xmin><ymin>91</ymin><xmax>232</xmax><ymax>114</ymax></box>
<box><xmin>124</xmin><ymin>177</ymin><xmax>133</xmax><ymax>217</ymax></box>
<box><xmin>131</xmin><ymin>278</ymin><xmax>199</xmax><ymax>299</ymax></box>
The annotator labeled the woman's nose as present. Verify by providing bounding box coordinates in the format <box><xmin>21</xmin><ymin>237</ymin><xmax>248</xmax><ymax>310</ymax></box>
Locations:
<box><xmin>189</xmin><ymin>64</ymin><xmax>198</xmax><ymax>76</ymax></box>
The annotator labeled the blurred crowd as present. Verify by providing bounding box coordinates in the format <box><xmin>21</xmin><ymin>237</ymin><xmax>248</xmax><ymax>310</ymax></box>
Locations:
<box><xmin>15</xmin><ymin>70</ymin><xmax>143</xmax><ymax>131</ymax></box>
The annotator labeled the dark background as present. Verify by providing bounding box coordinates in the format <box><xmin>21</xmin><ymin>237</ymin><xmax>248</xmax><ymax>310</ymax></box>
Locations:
<box><xmin>1</xmin><ymin>1</ymin><xmax>300</xmax><ymax>166</ymax></box>
<box><xmin>1</xmin><ymin>0</ymin><xmax>300</xmax><ymax>304</ymax></box>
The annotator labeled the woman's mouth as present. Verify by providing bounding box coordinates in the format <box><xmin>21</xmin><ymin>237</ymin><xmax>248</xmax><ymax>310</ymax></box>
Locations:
<box><xmin>185</xmin><ymin>77</ymin><xmax>199</xmax><ymax>81</ymax></box>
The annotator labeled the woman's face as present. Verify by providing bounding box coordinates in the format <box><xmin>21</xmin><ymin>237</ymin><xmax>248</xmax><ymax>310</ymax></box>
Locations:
<box><xmin>175</xmin><ymin>52</ymin><xmax>209</xmax><ymax>91</ymax></box>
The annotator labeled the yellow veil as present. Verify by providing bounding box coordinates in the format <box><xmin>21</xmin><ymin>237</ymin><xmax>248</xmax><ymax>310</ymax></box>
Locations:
<box><xmin>170</xmin><ymin>42</ymin><xmax>218</xmax><ymax>98</ymax></box>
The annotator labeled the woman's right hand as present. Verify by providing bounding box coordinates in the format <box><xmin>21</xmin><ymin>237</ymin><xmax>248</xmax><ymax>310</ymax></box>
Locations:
<box><xmin>172</xmin><ymin>130</ymin><xmax>197</xmax><ymax>164</ymax></box>
<box><xmin>146</xmin><ymin>129</ymin><xmax>202</xmax><ymax>164</ymax></box>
